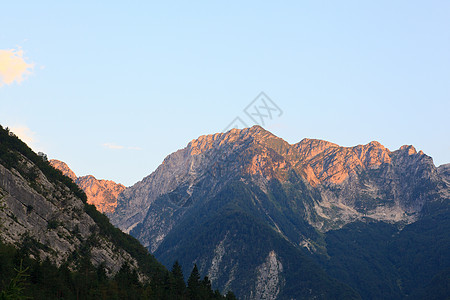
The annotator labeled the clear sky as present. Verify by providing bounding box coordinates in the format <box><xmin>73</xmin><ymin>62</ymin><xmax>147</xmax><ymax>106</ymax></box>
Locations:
<box><xmin>1</xmin><ymin>1</ymin><xmax>449</xmax><ymax>186</ymax></box>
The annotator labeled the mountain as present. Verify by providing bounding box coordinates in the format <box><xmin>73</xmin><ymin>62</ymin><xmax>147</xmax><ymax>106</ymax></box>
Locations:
<box><xmin>0</xmin><ymin>125</ymin><xmax>235</xmax><ymax>299</ymax></box>
<box><xmin>438</xmin><ymin>163</ymin><xmax>450</xmax><ymax>182</ymax></box>
<box><xmin>110</xmin><ymin>125</ymin><xmax>449</xmax><ymax>299</ymax></box>
<box><xmin>49</xmin><ymin>159</ymin><xmax>125</xmax><ymax>213</ymax></box>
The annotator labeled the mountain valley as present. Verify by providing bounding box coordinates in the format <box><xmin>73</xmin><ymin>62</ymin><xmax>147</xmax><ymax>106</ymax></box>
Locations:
<box><xmin>25</xmin><ymin>125</ymin><xmax>450</xmax><ymax>299</ymax></box>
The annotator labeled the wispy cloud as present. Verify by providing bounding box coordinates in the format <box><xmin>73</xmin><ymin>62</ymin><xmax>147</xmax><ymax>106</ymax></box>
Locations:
<box><xmin>102</xmin><ymin>143</ymin><xmax>142</xmax><ymax>151</ymax></box>
<box><xmin>10</xmin><ymin>125</ymin><xmax>40</xmax><ymax>151</ymax></box>
<box><xmin>127</xmin><ymin>146</ymin><xmax>142</xmax><ymax>151</ymax></box>
<box><xmin>0</xmin><ymin>47</ymin><xmax>34</xmax><ymax>87</ymax></box>
<box><xmin>103</xmin><ymin>143</ymin><xmax>125</xmax><ymax>150</ymax></box>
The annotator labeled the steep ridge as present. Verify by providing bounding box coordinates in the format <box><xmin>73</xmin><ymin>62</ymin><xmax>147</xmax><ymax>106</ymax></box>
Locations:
<box><xmin>0</xmin><ymin>125</ymin><xmax>238</xmax><ymax>299</ymax></box>
<box><xmin>112</xmin><ymin>126</ymin><xmax>440</xmax><ymax>236</ymax></box>
<box><xmin>49</xmin><ymin>159</ymin><xmax>125</xmax><ymax>213</ymax></box>
<box><xmin>0</xmin><ymin>125</ymin><xmax>163</xmax><ymax>277</ymax></box>
<box><xmin>438</xmin><ymin>163</ymin><xmax>450</xmax><ymax>182</ymax></box>
<box><xmin>48</xmin><ymin>159</ymin><xmax>77</xmax><ymax>181</ymax></box>
<box><xmin>110</xmin><ymin>125</ymin><xmax>449</xmax><ymax>299</ymax></box>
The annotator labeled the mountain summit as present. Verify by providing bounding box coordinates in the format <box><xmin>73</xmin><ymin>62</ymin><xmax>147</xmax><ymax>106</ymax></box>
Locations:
<box><xmin>49</xmin><ymin>159</ymin><xmax>125</xmax><ymax>213</ymax></box>
<box><xmin>110</xmin><ymin>126</ymin><xmax>449</xmax><ymax>299</ymax></box>
<box><xmin>112</xmin><ymin>125</ymin><xmax>438</xmax><ymax>236</ymax></box>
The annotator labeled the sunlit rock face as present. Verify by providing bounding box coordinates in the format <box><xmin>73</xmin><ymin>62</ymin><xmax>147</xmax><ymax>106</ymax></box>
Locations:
<box><xmin>253</xmin><ymin>251</ymin><xmax>284</xmax><ymax>300</ymax></box>
<box><xmin>438</xmin><ymin>163</ymin><xmax>450</xmax><ymax>182</ymax></box>
<box><xmin>109</xmin><ymin>125</ymin><xmax>448</xmax><ymax>299</ymax></box>
<box><xmin>48</xmin><ymin>159</ymin><xmax>77</xmax><ymax>181</ymax></box>
<box><xmin>50</xmin><ymin>159</ymin><xmax>125</xmax><ymax>213</ymax></box>
<box><xmin>113</xmin><ymin>125</ymin><xmax>441</xmax><ymax>234</ymax></box>
<box><xmin>0</xmin><ymin>156</ymin><xmax>138</xmax><ymax>276</ymax></box>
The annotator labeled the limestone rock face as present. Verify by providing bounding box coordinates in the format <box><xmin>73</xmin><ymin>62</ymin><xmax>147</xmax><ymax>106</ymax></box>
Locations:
<box><xmin>438</xmin><ymin>163</ymin><xmax>450</xmax><ymax>182</ymax></box>
<box><xmin>110</xmin><ymin>125</ymin><xmax>449</xmax><ymax>299</ymax></box>
<box><xmin>112</xmin><ymin>126</ymin><xmax>446</xmax><ymax>235</ymax></box>
<box><xmin>253</xmin><ymin>251</ymin><xmax>284</xmax><ymax>300</ymax></box>
<box><xmin>49</xmin><ymin>160</ymin><xmax>125</xmax><ymax>213</ymax></box>
<box><xmin>76</xmin><ymin>175</ymin><xmax>125</xmax><ymax>213</ymax></box>
<box><xmin>0</xmin><ymin>155</ymin><xmax>137</xmax><ymax>275</ymax></box>
<box><xmin>48</xmin><ymin>159</ymin><xmax>77</xmax><ymax>181</ymax></box>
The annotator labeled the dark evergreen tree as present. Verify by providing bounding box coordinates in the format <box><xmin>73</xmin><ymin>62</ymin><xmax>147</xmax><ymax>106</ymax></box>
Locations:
<box><xmin>200</xmin><ymin>276</ymin><xmax>215</xmax><ymax>299</ymax></box>
<box><xmin>171</xmin><ymin>261</ymin><xmax>186</xmax><ymax>299</ymax></box>
<box><xmin>225</xmin><ymin>291</ymin><xmax>238</xmax><ymax>300</ymax></box>
<box><xmin>187</xmin><ymin>264</ymin><xmax>201</xmax><ymax>300</ymax></box>
<box><xmin>0</xmin><ymin>125</ymin><xmax>238</xmax><ymax>300</ymax></box>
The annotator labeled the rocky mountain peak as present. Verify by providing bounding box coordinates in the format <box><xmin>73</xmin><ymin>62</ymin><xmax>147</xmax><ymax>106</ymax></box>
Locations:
<box><xmin>438</xmin><ymin>163</ymin><xmax>450</xmax><ymax>182</ymax></box>
<box><xmin>76</xmin><ymin>175</ymin><xmax>125</xmax><ymax>213</ymax></box>
<box><xmin>117</xmin><ymin>126</ymin><xmax>450</xmax><ymax>239</ymax></box>
<box><xmin>399</xmin><ymin>144</ymin><xmax>418</xmax><ymax>155</ymax></box>
<box><xmin>49</xmin><ymin>159</ymin><xmax>77</xmax><ymax>181</ymax></box>
<box><xmin>0</xmin><ymin>127</ymin><xmax>165</xmax><ymax>279</ymax></box>
<box><xmin>49</xmin><ymin>159</ymin><xmax>125</xmax><ymax>213</ymax></box>
<box><xmin>188</xmin><ymin>128</ymin><xmax>396</xmax><ymax>187</ymax></box>
<box><xmin>293</xmin><ymin>138</ymin><xmax>339</xmax><ymax>161</ymax></box>
<box><xmin>188</xmin><ymin>125</ymin><xmax>274</xmax><ymax>156</ymax></box>
<box><xmin>109</xmin><ymin>126</ymin><xmax>449</xmax><ymax>299</ymax></box>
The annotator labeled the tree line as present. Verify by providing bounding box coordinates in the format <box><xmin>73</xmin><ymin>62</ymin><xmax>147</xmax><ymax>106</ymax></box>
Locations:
<box><xmin>0</xmin><ymin>240</ymin><xmax>236</xmax><ymax>299</ymax></box>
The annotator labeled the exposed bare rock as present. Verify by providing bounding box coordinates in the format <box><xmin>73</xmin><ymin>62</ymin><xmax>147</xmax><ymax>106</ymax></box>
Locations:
<box><xmin>208</xmin><ymin>233</ymin><xmax>228</xmax><ymax>283</ymax></box>
<box><xmin>296</xmin><ymin>140</ymin><xmax>391</xmax><ymax>186</ymax></box>
<box><xmin>110</xmin><ymin>125</ymin><xmax>449</xmax><ymax>299</ymax></box>
<box><xmin>49</xmin><ymin>159</ymin><xmax>77</xmax><ymax>181</ymax></box>
<box><xmin>438</xmin><ymin>163</ymin><xmax>450</xmax><ymax>182</ymax></box>
<box><xmin>76</xmin><ymin>175</ymin><xmax>125</xmax><ymax>213</ymax></box>
<box><xmin>113</xmin><ymin>126</ymin><xmax>447</xmax><ymax>236</ymax></box>
<box><xmin>49</xmin><ymin>159</ymin><xmax>125</xmax><ymax>213</ymax></box>
<box><xmin>252</xmin><ymin>251</ymin><xmax>284</xmax><ymax>300</ymax></box>
<box><xmin>0</xmin><ymin>155</ymin><xmax>137</xmax><ymax>275</ymax></box>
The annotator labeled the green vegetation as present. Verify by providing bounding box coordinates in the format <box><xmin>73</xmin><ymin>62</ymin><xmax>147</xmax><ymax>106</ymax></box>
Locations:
<box><xmin>0</xmin><ymin>125</ymin><xmax>235</xmax><ymax>299</ymax></box>
<box><xmin>2</xmin><ymin>124</ymin><xmax>447</xmax><ymax>299</ymax></box>
<box><xmin>314</xmin><ymin>208</ymin><xmax>450</xmax><ymax>299</ymax></box>
<box><xmin>0</xmin><ymin>240</ymin><xmax>233</xmax><ymax>299</ymax></box>
<box><xmin>153</xmin><ymin>175</ymin><xmax>449</xmax><ymax>299</ymax></box>
<box><xmin>0</xmin><ymin>126</ymin><xmax>86</xmax><ymax>202</ymax></box>
<box><xmin>154</xmin><ymin>180</ymin><xmax>360</xmax><ymax>299</ymax></box>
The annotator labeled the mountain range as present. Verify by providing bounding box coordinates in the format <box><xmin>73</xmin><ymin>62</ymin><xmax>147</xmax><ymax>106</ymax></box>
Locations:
<box><xmin>0</xmin><ymin>125</ymin><xmax>235</xmax><ymax>299</ymax></box>
<box><xmin>50</xmin><ymin>126</ymin><xmax>450</xmax><ymax>299</ymax></box>
<box><xmin>49</xmin><ymin>159</ymin><xmax>125</xmax><ymax>213</ymax></box>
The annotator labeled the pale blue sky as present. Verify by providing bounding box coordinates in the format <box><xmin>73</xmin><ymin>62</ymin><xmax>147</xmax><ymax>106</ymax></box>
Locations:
<box><xmin>1</xmin><ymin>1</ymin><xmax>449</xmax><ymax>186</ymax></box>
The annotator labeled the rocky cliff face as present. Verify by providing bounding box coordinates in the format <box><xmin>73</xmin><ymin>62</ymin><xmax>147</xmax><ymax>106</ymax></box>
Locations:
<box><xmin>110</xmin><ymin>125</ymin><xmax>449</xmax><ymax>299</ymax></box>
<box><xmin>438</xmin><ymin>163</ymin><xmax>450</xmax><ymax>182</ymax></box>
<box><xmin>0</xmin><ymin>152</ymin><xmax>148</xmax><ymax>277</ymax></box>
<box><xmin>49</xmin><ymin>159</ymin><xmax>125</xmax><ymax>213</ymax></box>
<box><xmin>112</xmin><ymin>126</ymin><xmax>443</xmax><ymax>235</ymax></box>
<box><xmin>48</xmin><ymin>159</ymin><xmax>77</xmax><ymax>181</ymax></box>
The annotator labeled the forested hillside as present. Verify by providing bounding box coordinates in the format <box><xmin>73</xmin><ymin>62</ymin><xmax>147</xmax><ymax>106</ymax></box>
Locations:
<box><xmin>0</xmin><ymin>125</ymin><xmax>235</xmax><ymax>299</ymax></box>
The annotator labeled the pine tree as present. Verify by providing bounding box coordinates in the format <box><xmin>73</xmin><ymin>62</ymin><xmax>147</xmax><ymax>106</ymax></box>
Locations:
<box><xmin>187</xmin><ymin>264</ymin><xmax>201</xmax><ymax>300</ymax></box>
<box><xmin>200</xmin><ymin>276</ymin><xmax>214</xmax><ymax>299</ymax></box>
<box><xmin>171</xmin><ymin>261</ymin><xmax>186</xmax><ymax>299</ymax></box>
<box><xmin>225</xmin><ymin>291</ymin><xmax>238</xmax><ymax>300</ymax></box>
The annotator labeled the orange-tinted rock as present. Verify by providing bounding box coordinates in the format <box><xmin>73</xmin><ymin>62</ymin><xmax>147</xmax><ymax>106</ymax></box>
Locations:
<box><xmin>49</xmin><ymin>159</ymin><xmax>125</xmax><ymax>213</ymax></box>
<box><xmin>49</xmin><ymin>159</ymin><xmax>77</xmax><ymax>181</ymax></box>
<box><xmin>400</xmin><ymin>145</ymin><xmax>417</xmax><ymax>155</ymax></box>
<box><xmin>186</xmin><ymin>127</ymin><xmax>395</xmax><ymax>186</ymax></box>
<box><xmin>297</xmin><ymin>140</ymin><xmax>392</xmax><ymax>185</ymax></box>
<box><xmin>77</xmin><ymin>175</ymin><xmax>125</xmax><ymax>213</ymax></box>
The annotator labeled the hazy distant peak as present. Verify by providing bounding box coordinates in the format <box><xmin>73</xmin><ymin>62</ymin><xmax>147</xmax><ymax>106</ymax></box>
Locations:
<box><xmin>50</xmin><ymin>159</ymin><xmax>125</xmax><ymax>213</ymax></box>
<box><xmin>49</xmin><ymin>159</ymin><xmax>77</xmax><ymax>181</ymax></box>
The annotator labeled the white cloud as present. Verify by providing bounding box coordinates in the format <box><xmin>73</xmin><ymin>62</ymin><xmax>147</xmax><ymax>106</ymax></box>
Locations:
<box><xmin>0</xmin><ymin>47</ymin><xmax>34</xmax><ymax>87</ymax></box>
<box><xmin>102</xmin><ymin>143</ymin><xmax>142</xmax><ymax>151</ymax></box>
<box><xmin>127</xmin><ymin>146</ymin><xmax>142</xmax><ymax>151</ymax></box>
<box><xmin>103</xmin><ymin>143</ymin><xmax>125</xmax><ymax>150</ymax></box>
